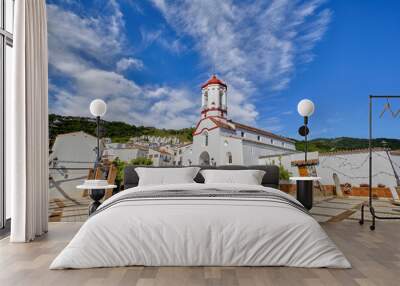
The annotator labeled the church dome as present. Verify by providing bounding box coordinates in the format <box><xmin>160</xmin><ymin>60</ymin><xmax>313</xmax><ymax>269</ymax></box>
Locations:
<box><xmin>201</xmin><ymin>74</ymin><xmax>227</xmax><ymax>89</ymax></box>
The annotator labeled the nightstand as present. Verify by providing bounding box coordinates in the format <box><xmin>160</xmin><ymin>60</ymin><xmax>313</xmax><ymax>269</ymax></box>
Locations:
<box><xmin>289</xmin><ymin>177</ymin><xmax>321</xmax><ymax>210</ymax></box>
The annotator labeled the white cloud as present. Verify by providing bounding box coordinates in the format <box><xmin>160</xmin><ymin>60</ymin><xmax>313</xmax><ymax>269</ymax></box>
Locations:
<box><xmin>263</xmin><ymin>117</ymin><xmax>284</xmax><ymax>132</ymax></box>
<box><xmin>47</xmin><ymin>2</ymin><xmax>197</xmax><ymax>129</ymax></box>
<box><xmin>116</xmin><ymin>57</ymin><xmax>144</xmax><ymax>72</ymax></box>
<box><xmin>139</xmin><ymin>27</ymin><xmax>187</xmax><ymax>54</ymax></box>
<box><xmin>150</xmin><ymin>0</ymin><xmax>331</xmax><ymax>124</ymax></box>
<box><xmin>48</xmin><ymin>0</ymin><xmax>330</xmax><ymax>130</ymax></box>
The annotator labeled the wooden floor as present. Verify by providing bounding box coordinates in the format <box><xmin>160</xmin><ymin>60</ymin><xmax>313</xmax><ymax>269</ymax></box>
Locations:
<box><xmin>0</xmin><ymin>222</ymin><xmax>399</xmax><ymax>286</ymax></box>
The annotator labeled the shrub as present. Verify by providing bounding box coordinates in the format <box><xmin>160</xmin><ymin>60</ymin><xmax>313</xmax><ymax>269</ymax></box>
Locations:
<box><xmin>279</xmin><ymin>164</ymin><xmax>291</xmax><ymax>181</ymax></box>
<box><xmin>112</xmin><ymin>157</ymin><xmax>153</xmax><ymax>188</ymax></box>
<box><xmin>130</xmin><ymin>157</ymin><xmax>153</xmax><ymax>166</ymax></box>
<box><xmin>112</xmin><ymin>157</ymin><xmax>126</xmax><ymax>186</ymax></box>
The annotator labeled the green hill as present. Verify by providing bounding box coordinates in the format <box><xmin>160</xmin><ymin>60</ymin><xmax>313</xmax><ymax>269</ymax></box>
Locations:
<box><xmin>295</xmin><ymin>137</ymin><xmax>400</xmax><ymax>153</ymax></box>
<box><xmin>50</xmin><ymin>114</ymin><xmax>400</xmax><ymax>152</ymax></box>
<box><xmin>49</xmin><ymin>114</ymin><xmax>194</xmax><ymax>144</ymax></box>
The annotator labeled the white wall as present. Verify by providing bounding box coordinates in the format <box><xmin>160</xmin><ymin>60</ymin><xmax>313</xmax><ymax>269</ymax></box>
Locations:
<box><xmin>175</xmin><ymin>144</ymin><xmax>193</xmax><ymax>166</ymax></box>
<box><xmin>318</xmin><ymin>151</ymin><xmax>398</xmax><ymax>188</ymax></box>
<box><xmin>217</xmin><ymin>135</ymin><xmax>243</xmax><ymax>165</ymax></box>
<box><xmin>243</xmin><ymin>141</ymin><xmax>294</xmax><ymax>166</ymax></box>
<box><xmin>192</xmin><ymin>119</ymin><xmax>219</xmax><ymax>165</ymax></box>
<box><xmin>49</xmin><ymin>132</ymin><xmax>100</xmax><ymax>201</ymax></box>
<box><xmin>235</xmin><ymin>128</ymin><xmax>296</xmax><ymax>151</ymax></box>
<box><xmin>260</xmin><ymin>150</ymin><xmax>399</xmax><ymax>190</ymax></box>
<box><xmin>390</xmin><ymin>153</ymin><xmax>400</xmax><ymax>185</ymax></box>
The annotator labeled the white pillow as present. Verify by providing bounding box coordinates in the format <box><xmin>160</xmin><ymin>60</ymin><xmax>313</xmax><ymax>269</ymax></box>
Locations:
<box><xmin>136</xmin><ymin>167</ymin><xmax>200</xmax><ymax>186</ymax></box>
<box><xmin>200</xmin><ymin>169</ymin><xmax>266</xmax><ymax>185</ymax></box>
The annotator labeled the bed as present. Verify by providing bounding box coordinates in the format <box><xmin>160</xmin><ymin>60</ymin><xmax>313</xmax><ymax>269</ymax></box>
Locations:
<box><xmin>50</xmin><ymin>165</ymin><xmax>350</xmax><ymax>269</ymax></box>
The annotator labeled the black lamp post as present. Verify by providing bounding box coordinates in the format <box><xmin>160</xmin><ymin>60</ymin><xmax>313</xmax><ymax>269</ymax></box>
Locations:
<box><xmin>297</xmin><ymin>99</ymin><xmax>315</xmax><ymax>162</ymax></box>
<box><xmin>292</xmin><ymin>99</ymin><xmax>316</xmax><ymax>211</ymax></box>
<box><xmin>88</xmin><ymin>99</ymin><xmax>107</xmax><ymax>214</ymax></box>
<box><xmin>90</xmin><ymin>99</ymin><xmax>107</xmax><ymax>164</ymax></box>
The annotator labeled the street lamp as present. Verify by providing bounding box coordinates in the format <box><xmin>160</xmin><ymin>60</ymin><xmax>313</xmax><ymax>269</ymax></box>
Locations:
<box><xmin>90</xmin><ymin>99</ymin><xmax>107</xmax><ymax>164</ymax></box>
<box><xmin>297</xmin><ymin>99</ymin><xmax>315</xmax><ymax>162</ymax></box>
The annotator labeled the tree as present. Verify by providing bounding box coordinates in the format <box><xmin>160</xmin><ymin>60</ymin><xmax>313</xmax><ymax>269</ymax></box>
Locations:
<box><xmin>278</xmin><ymin>164</ymin><xmax>291</xmax><ymax>181</ymax></box>
<box><xmin>112</xmin><ymin>157</ymin><xmax>126</xmax><ymax>187</ymax></box>
<box><xmin>130</xmin><ymin>157</ymin><xmax>153</xmax><ymax>166</ymax></box>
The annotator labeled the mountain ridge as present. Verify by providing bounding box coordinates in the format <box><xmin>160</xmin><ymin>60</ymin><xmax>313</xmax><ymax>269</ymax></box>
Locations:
<box><xmin>49</xmin><ymin>114</ymin><xmax>400</xmax><ymax>151</ymax></box>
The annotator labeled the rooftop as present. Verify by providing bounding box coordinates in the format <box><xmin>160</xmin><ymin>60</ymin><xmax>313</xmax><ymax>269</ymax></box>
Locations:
<box><xmin>230</xmin><ymin>120</ymin><xmax>295</xmax><ymax>144</ymax></box>
<box><xmin>319</xmin><ymin>147</ymin><xmax>391</xmax><ymax>156</ymax></box>
<box><xmin>201</xmin><ymin>74</ymin><xmax>227</xmax><ymax>89</ymax></box>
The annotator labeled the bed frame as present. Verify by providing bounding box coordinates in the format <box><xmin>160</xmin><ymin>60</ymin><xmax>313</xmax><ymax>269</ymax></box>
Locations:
<box><xmin>123</xmin><ymin>165</ymin><xmax>280</xmax><ymax>190</ymax></box>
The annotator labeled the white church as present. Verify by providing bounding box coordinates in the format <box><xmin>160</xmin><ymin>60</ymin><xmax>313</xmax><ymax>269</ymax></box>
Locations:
<box><xmin>185</xmin><ymin>75</ymin><xmax>296</xmax><ymax>166</ymax></box>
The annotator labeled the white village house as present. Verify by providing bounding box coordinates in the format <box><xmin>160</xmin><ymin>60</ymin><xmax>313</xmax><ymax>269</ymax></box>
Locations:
<box><xmin>49</xmin><ymin>131</ymin><xmax>104</xmax><ymax>200</ymax></box>
<box><xmin>182</xmin><ymin>75</ymin><xmax>296</xmax><ymax>166</ymax></box>
<box><xmin>103</xmin><ymin>143</ymin><xmax>148</xmax><ymax>162</ymax></box>
<box><xmin>148</xmin><ymin>148</ymin><xmax>173</xmax><ymax>166</ymax></box>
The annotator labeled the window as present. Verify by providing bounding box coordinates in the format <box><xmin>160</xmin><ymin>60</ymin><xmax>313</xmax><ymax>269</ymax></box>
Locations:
<box><xmin>1</xmin><ymin>0</ymin><xmax>14</xmax><ymax>229</ymax></box>
<box><xmin>271</xmin><ymin>139</ymin><xmax>274</xmax><ymax>144</ymax></box>
<box><xmin>204</xmin><ymin>132</ymin><xmax>208</xmax><ymax>146</ymax></box>
<box><xmin>257</xmin><ymin>135</ymin><xmax>261</xmax><ymax>141</ymax></box>
<box><xmin>154</xmin><ymin>154</ymin><xmax>159</xmax><ymax>158</ymax></box>
<box><xmin>241</xmin><ymin>131</ymin><xmax>245</xmax><ymax>137</ymax></box>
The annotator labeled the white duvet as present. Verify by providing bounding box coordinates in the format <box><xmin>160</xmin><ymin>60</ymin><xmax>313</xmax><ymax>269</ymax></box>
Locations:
<box><xmin>50</xmin><ymin>183</ymin><xmax>351</xmax><ymax>269</ymax></box>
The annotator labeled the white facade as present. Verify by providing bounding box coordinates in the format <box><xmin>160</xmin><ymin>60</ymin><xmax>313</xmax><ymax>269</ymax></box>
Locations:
<box><xmin>103</xmin><ymin>143</ymin><xmax>148</xmax><ymax>162</ymax></box>
<box><xmin>148</xmin><ymin>148</ymin><xmax>174</xmax><ymax>166</ymax></box>
<box><xmin>169</xmin><ymin>143</ymin><xmax>192</xmax><ymax>166</ymax></box>
<box><xmin>260</xmin><ymin>149</ymin><xmax>400</xmax><ymax>197</ymax></box>
<box><xmin>49</xmin><ymin>131</ymin><xmax>103</xmax><ymax>201</ymax></box>
<box><xmin>188</xmin><ymin>75</ymin><xmax>296</xmax><ymax>166</ymax></box>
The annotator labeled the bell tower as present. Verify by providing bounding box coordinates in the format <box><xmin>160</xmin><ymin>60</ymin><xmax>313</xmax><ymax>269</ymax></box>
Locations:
<box><xmin>201</xmin><ymin>75</ymin><xmax>227</xmax><ymax>119</ymax></box>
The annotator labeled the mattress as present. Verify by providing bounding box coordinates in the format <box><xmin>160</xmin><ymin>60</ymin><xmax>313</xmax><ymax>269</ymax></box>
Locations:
<box><xmin>50</xmin><ymin>183</ymin><xmax>351</xmax><ymax>269</ymax></box>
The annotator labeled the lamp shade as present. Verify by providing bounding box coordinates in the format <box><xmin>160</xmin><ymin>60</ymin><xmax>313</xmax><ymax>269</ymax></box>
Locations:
<box><xmin>297</xmin><ymin>99</ymin><xmax>315</xmax><ymax>117</ymax></box>
<box><xmin>90</xmin><ymin>99</ymin><xmax>107</xmax><ymax>117</ymax></box>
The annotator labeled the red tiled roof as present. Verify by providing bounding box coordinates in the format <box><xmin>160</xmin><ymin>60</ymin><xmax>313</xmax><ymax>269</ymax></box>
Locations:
<box><xmin>209</xmin><ymin>117</ymin><xmax>235</xmax><ymax>130</ymax></box>
<box><xmin>320</xmin><ymin>148</ymin><xmax>390</xmax><ymax>156</ymax></box>
<box><xmin>291</xmin><ymin>159</ymin><xmax>319</xmax><ymax>167</ymax></box>
<box><xmin>231</xmin><ymin>121</ymin><xmax>295</xmax><ymax>144</ymax></box>
<box><xmin>201</xmin><ymin>75</ymin><xmax>227</xmax><ymax>89</ymax></box>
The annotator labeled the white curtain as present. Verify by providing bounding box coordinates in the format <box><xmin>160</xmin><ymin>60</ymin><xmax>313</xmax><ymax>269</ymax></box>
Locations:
<box><xmin>8</xmin><ymin>0</ymin><xmax>49</xmax><ymax>242</ymax></box>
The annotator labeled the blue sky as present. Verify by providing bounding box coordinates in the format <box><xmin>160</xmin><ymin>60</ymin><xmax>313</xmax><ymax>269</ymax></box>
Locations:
<box><xmin>47</xmin><ymin>0</ymin><xmax>400</xmax><ymax>140</ymax></box>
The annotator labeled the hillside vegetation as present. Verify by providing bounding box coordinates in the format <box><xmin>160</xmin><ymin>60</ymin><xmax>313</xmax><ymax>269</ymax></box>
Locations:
<box><xmin>296</xmin><ymin>137</ymin><xmax>400</xmax><ymax>153</ymax></box>
<box><xmin>49</xmin><ymin>114</ymin><xmax>194</xmax><ymax>144</ymax></box>
<box><xmin>50</xmin><ymin>114</ymin><xmax>400</xmax><ymax>152</ymax></box>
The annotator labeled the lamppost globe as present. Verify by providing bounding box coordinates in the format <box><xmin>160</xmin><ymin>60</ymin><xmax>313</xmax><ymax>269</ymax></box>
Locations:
<box><xmin>90</xmin><ymin>99</ymin><xmax>107</xmax><ymax>117</ymax></box>
<box><xmin>297</xmin><ymin>99</ymin><xmax>315</xmax><ymax>117</ymax></box>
